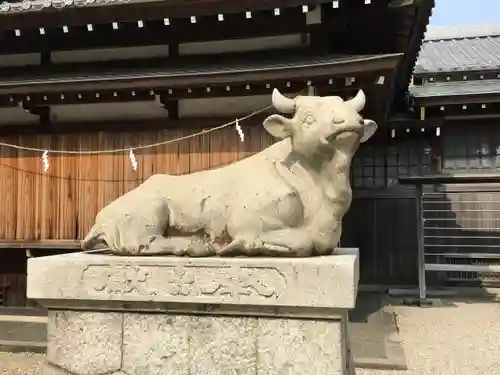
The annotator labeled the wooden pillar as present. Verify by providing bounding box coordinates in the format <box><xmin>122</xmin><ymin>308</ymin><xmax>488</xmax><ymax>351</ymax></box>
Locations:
<box><xmin>307</xmin><ymin>86</ymin><xmax>316</xmax><ymax>96</ymax></box>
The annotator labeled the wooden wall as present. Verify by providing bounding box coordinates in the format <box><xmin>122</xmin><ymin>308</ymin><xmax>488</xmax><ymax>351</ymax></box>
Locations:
<box><xmin>0</xmin><ymin>124</ymin><xmax>273</xmax><ymax>241</ymax></box>
<box><xmin>342</xmin><ymin>189</ymin><xmax>419</xmax><ymax>286</ymax></box>
<box><xmin>0</xmin><ymin>249</ymin><xmax>27</xmax><ymax>306</ymax></box>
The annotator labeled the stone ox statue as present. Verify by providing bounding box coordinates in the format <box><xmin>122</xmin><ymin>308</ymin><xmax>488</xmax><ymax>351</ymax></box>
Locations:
<box><xmin>82</xmin><ymin>89</ymin><xmax>377</xmax><ymax>257</ymax></box>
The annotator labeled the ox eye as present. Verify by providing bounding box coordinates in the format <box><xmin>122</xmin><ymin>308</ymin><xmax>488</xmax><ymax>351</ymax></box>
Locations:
<box><xmin>332</xmin><ymin>116</ymin><xmax>345</xmax><ymax>124</ymax></box>
<box><xmin>303</xmin><ymin>114</ymin><xmax>315</xmax><ymax>125</ymax></box>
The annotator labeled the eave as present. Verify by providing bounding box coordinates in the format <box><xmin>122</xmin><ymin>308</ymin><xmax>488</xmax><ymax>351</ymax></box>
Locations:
<box><xmin>0</xmin><ymin>0</ymin><xmax>430</xmax><ymax>118</ymax></box>
<box><xmin>0</xmin><ymin>52</ymin><xmax>401</xmax><ymax>130</ymax></box>
<box><xmin>391</xmin><ymin>0</ymin><xmax>434</xmax><ymax>104</ymax></box>
<box><xmin>414</xmin><ymin>68</ymin><xmax>500</xmax><ymax>79</ymax></box>
<box><xmin>0</xmin><ymin>0</ymin><xmax>334</xmax><ymax>28</ymax></box>
<box><xmin>411</xmin><ymin>80</ymin><xmax>500</xmax><ymax>106</ymax></box>
<box><xmin>0</xmin><ymin>8</ymin><xmax>308</xmax><ymax>54</ymax></box>
<box><xmin>409</xmin><ymin>80</ymin><xmax>500</xmax><ymax>121</ymax></box>
<box><xmin>0</xmin><ymin>0</ymin><xmax>411</xmax><ymax>20</ymax></box>
<box><xmin>412</xmin><ymin>69</ymin><xmax>500</xmax><ymax>89</ymax></box>
<box><xmin>0</xmin><ymin>53</ymin><xmax>401</xmax><ymax>95</ymax></box>
<box><xmin>387</xmin><ymin>116</ymin><xmax>442</xmax><ymax>130</ymax></box>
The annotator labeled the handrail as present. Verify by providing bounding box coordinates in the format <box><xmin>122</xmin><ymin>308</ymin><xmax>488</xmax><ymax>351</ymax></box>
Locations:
<box><xmin>399</xmin><ymin>173</ymin><xmax>500</xmax><ymax>185</ymax></box>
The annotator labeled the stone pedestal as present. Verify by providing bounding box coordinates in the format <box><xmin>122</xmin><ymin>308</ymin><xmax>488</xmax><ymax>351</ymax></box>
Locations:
<box><xmin>27</xmin><ymin>248</ymin><xmax>359</xmax><ymax>375</ymax></box>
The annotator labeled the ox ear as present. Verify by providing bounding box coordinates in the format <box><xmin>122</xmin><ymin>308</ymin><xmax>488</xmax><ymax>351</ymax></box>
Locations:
<box><xmin>263</xmin><ymin>114</ymin><xmax>294</xmax><ymax>139</ymax></box>
<box><xmin>360</xmin><ymin>119</ymin><xmax>377</xmax><ymax>143</ymax></box>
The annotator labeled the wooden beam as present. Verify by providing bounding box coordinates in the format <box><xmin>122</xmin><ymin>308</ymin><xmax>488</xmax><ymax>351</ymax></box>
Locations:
<box><xmin>29</xmin><ymin>106</ymin><xmax>52</xmax><ymax>133</ymax></box>
<box><xmin>415</xmin><ymin>94</ymin><xmax>500</xmax><ymax>107</ymax></box>
<box><xmin>0</xmin><ymin>81</ymin><xmax>382</xmax><ymax>108</ymax></box>
<box><xmin>166</xmin><ymin>100</ymin><xmax>179</xmax><ymax>120</ymax></box>
<box><xmin>389</xmin><ymin>0</ymin><xmax>415</xmax><ymax>7</ymax></box>
<box><xmin>0</xmin><ymin>240</ymin><xmax>81</xmax><ymax>250</ymax></box>
<box><xmin>413</xmin><ymin>70</ymin><xmax>500</xmax><ymax>82</ymax></box>
<box><xmin>40</xmin><ymin>43</ymin><xmax>51</xmax><ymax>66</ymax></box>
<box><xmin>0</xmin><ymin>117</ymin><xmax>267</xmax><ymax>136</ymax></box>
<box><xmin>422</xmin><ymin>101</ymin><xmax>500</xmax><ymax>119</ymax></box>
<box><xmin>0</xmin><ymin>0</ymin><xmax>329</xmax><ymax>31</ymax></box>
<box><xmin>399</xmin><ymin>173</ymin><xmax>500</xmax><ymax>185</ymax></box>
<box><xmin>0</xmin><ymin>11</ymin><xmax>307</xmax><ymax>54</ymax></box>
<box><xmin>0</xmin><ymin>53</ymin><xmax>402</xmax><ymax>96</ymax></box>
<box><xmin>387</xmin><ymin>117</ymin><xmax>443</xmax><ymax>129</ymax></box>
<box><xmin>426</xmin><ymin>263</ymin><xmax>500</xmax><ymax>274</ymax></box>
<box><xmin>419</xmin><ymin>106</ymin><xmax>425</xmax><ymax>120</ymax></box>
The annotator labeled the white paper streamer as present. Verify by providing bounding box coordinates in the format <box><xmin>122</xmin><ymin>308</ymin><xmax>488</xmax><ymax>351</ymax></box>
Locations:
<box><xmin>42</xmin><ymin>150</ymin><xmax>49</xmax><ymax>172</ymax></box>
<box><xmin>129</xmin><ymin>149</ymin><xmax>138</xmax><ymax>171</ymax></box>
<box><xmin>235</xmin><ymin>119</ymin><xmax>245</xmax><ymax>142</ymax></box>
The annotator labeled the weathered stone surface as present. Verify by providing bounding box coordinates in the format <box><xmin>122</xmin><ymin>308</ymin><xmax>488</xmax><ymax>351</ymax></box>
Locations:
<box><xmin>190</xmin><ymin>316</ymin><xmax>257</xmax><ymax>375</ymax></box>
<box><xmin>43</xmin><ymin>309</ymin><xmax>354</xmax><ymax>375</ymax></box>
<box><xmin>46</xmin><ymin>311</ymin><xmax>122</xmax><ymax>375</ymax></box>
<box><xmin>43</xmin><ymin>365</ymin><xmax>133</xmax><ymax>375</ymax></box>
<box><xmin>27</xmin><ymin>249</ymin><xmax>359</xmax><ymax>309</ymax></box>
<box><xmin>257</xmin><ymin>317</ymin><xmax>344</xmax><ymax>375</ymax></box>
<box><xmin>80</xmin><ymin>89</ymin><xmax>377</xmax><ymax>258</ymax></box>
<box><xmin>32</xmin><ymin>250</ymin><xmax>359</xmax><ymax>375</ymax></box>
<box><xmin>122</xmin><ymin>314</ymin><xmax>190</xmax><ymax>375</ymax></box>
<box><xmin>120</xmin><ymin>313</ymin><xmax>350</xmax><ymax>375</ymax></box>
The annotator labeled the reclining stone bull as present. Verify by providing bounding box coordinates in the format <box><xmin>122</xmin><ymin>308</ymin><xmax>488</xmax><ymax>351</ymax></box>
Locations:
<box><xmin>82</xmin><ymin>88</ymin><xmax>377</xmax><ymax>257</ymax></box>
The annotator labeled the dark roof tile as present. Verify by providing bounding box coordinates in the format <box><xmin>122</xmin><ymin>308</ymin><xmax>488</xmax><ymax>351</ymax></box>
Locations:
<box><xmin>414</xmin><ymin>25</ymin><xmax>500</xmax><ymax>74</ymax></box>
<box><xmin>0</xmin><ymin>0</ymin><xmax>130</xmax><ymax>14</ymax></box>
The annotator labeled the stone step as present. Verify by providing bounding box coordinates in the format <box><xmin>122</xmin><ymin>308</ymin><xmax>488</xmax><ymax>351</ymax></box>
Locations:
<box><xmin>0</xmin><ymin>340</ymin><xmax>46</xmax><ymax>354</ymax></box>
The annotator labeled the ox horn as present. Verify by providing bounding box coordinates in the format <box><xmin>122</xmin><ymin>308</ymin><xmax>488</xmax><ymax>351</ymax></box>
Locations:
<box><xmin>346</xmin><ymin>90</ymin><xmax>366</xmax><ymax>112</ymax></box>
<box><xmin>272</xmin><ymin>88</ymin><xmax>296</xmax><ymax>113</ymax></box>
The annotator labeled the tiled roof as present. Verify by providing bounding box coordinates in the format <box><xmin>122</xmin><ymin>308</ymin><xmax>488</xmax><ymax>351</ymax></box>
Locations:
<box><xmin>0</xmin><ymin>0</ymin><xmax>130</xmax><ymax>14</ymax></box>
<box><xmin>424</xmin><ymin>24</ymin><xmax>500</xmax><ymax>40</ymax></box>
<box><xmin>414</xmin><ymin>24</ymin><xmax>500</xmax><ymax>74</ymax></box>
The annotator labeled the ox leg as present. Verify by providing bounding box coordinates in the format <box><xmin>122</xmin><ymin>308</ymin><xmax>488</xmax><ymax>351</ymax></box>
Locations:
<box><xmin>218</xmin><ymin>228</ymin><xmax>314</xmax><ymax>257</ymax></box>
<box><xmin>140</xmin><ymin>236</ymin><xmax>216</xmax><ymax>257</ymax></box>
<box><xmin>87</xmin><ymin>197</ymin><xmax>171</xmax><ymax>255</ymax></box>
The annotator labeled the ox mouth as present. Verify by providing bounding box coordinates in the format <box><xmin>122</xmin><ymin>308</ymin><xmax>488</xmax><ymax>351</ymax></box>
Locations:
<box><xmin>321</xmin><ymin>128</ymin><xmax>362</xmax><ymax>145</ymax></box>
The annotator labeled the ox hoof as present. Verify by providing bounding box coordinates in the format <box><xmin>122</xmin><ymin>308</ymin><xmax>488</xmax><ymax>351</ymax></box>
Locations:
<box><xmin>106</xmin><ymin>236</ymin><xmax>157</xmax><ymax>256</ymax></box>
<box><xmin>216</xmin><ymin>237</ymin><xmax>263</xmax><ymax>256</ymax></box>
<box><xmin>216</xmin><ymin>238</ymin><xmax>246</xmax><ymax>256</ymax></box>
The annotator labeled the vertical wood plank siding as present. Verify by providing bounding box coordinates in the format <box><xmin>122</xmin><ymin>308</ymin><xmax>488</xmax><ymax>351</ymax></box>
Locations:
<box><xmin>342</xmin><ymin>189</ymin><xmax>419</xmax><ymax>285</ymax></box>
<box><xmin>0</xmin><ymin>125</ymin><xmax>271</xmax><ymax>241</ymax></box>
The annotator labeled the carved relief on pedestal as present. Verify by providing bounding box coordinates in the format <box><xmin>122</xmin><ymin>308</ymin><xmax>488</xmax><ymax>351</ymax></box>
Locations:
<box><xmin>81</xmin><ymin>264</ymin><xmax>288</xmax><ymax>301</ymax></box>
<box><xmin>82</xmin><ymin>265</ymin><xmax>151</xmax><ymax>295</ymax></box>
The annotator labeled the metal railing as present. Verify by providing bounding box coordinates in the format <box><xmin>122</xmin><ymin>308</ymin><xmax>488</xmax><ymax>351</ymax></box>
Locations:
<box><xmin>400</xmin><ymin>173</ymin><xmax>500</xmax><ymax>301</ymax></box>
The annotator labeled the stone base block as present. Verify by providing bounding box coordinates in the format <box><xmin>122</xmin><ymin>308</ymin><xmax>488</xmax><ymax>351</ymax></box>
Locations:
<box><xmin>44</xmin><ymin>310</ymin><xmax>354</xmax><ymax>375</ymax></box>
<box><xmin>28</xmin><ymin>249</ymin><xmax>359</xmax><ymax>375</ymax></box>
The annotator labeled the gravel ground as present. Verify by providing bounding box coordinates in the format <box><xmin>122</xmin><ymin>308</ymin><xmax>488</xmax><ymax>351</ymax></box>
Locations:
<box><xmin>0</xmin><ymin>352</ymin><xmax>43</xmax><ymax>375</ymax></box>
<box><xmin>1</xmin><ymin>299</ymin><xmax>500</xmax><ymax>375</ymax></box>
<box><xmin>357</xmin><ymin>299</ymin><xmax>500</xmax><ymax>375</ymax></box>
